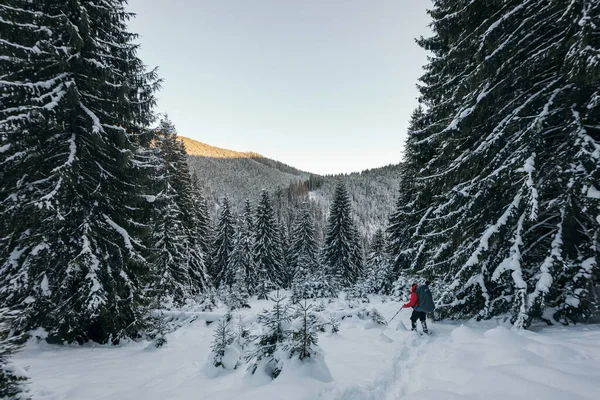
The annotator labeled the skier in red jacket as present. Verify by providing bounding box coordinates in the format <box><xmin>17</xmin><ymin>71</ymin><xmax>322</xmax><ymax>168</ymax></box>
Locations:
<box><xmin>403</xmin><ymin>283</ymin><xmax>428</xmax><ymax>333</ymax></box>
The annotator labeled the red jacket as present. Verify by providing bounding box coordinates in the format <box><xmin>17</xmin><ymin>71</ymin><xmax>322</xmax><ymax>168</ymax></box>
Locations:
<box><xmin>403</xmin><ymin>284</ymin><xmax>419</xmax><ymax>309</ymax></box>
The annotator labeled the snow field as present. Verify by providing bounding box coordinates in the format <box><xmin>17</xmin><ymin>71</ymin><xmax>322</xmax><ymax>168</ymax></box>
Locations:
<box><xmin>12</xmin><ymin>297</ymin><xmax>600</xmax><ymax>400</ymax></box>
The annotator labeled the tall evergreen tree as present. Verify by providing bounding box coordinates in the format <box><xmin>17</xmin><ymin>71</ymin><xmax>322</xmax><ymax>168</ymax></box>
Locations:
<box><xmin>321</xmin><ymin>182</ymin><xmax>363</xmax><ymax>287</ymax></box>
<box><xmin>279</xmin><ymin>221</ymin><xmax>292</xmax><ymax>288</ymax></box>
<box><xmin>151</xmin><ymin>117</ymin><xmax>209</xmax><ymax>305</ymax></box>
<box><xmin>254</xmin><ymin>190</ymin><xmax>286</xmax><ymax>296</ymax></box>
<box><xmin>191</xmin><ymin>174</ymin><xmax>213</xmax><ymax>262</ymax></box>
<box><xmin>0</xmin><ymin>0</ymin><xmax>160</xmax><ymax>343</ymax></box>
<box><xmin>387</xmin><ymin>107</ymin><xmax>428</xmax><ymax>275</ymax></box>
<box><xmin>227</xmin><ymin>200</ymin><xmax>257</xmax><ymax>295</ymax></box>
<box><xmin>211</xmin><ymin>197</ymin><xmax>236</xmax><ymax>288</ymax></box>
<box><xmin>289</xmin><ymin>205</ymin><xmax>321</xmax><ymax>300</ymax></box>
<box><xmin>391</xmin><ymin>0</ymin><xmax>600</xmax><ymax>327</ymax></box>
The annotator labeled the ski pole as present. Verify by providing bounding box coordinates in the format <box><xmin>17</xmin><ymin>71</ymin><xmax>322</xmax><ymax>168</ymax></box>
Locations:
<box><xmin>387</xmin><ymin>308</ymin><xmax>403</xmax><ymax>325</ymax></box>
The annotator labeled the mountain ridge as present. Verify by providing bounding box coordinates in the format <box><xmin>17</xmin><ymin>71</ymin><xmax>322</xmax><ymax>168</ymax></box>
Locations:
<box><xmin>179</xmin><ymin>136</ymin><xmax>309</xmax><ymax>177</ymax></box>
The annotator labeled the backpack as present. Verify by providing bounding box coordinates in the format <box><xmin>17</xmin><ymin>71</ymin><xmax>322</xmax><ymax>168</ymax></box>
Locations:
<box><xmin>416</xmin><ymin>285</ymin><xmax>435</xmax><ymax>313</ymax></box>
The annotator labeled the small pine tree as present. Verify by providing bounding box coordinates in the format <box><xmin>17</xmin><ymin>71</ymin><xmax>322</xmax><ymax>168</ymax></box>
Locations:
<box><xmin>146</xmin><ymin>308</ymin><xmax>168</xmax><ymax>348</ymax></box>
<box><xmin>210</xmin><ymin>313</ymin><xmax>236</xmax><ymax>368</ymax></box>
<box><xmin>287</xmin><ymin>302</ymin><xmax>320</xmax><ymax>360</ymax></box>
<box><xmin>314</xmin><ymin>301</ymin><xmax>327</xmax><ymax>313</ymax></box>
<box><xmin>368</xmin><ymin>308</ymin><xmax>387</xmax><ymax>326</ymax></box>
<box><xmin>328</xmin><ymin>315</ymin><xmax>340</xmax><ymax>335</ymax></box>
<box><xmin>247</xmin><ymin>293</ymin><xmax>291</xmax><ymax>378</ymax></box>
<box><xmin>234</xmin><ymin>315</ymin><xmax>252</xmax><ymax>352</ymax></box>
<box><xmin>347</xmin><ymin>281</ymin><xmax>371</xmax><ymax>304</ymax></box>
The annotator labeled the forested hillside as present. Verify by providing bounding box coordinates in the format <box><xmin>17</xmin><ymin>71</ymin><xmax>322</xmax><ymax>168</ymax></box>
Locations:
<box><xmin>181</xmin><ymin>136</ymin><xmax>399</xmax><ymax>241</ymax></box>
<box><xmin>180</xmin><ymin>136</ymin><xmax>309</xmax><ymax>216</ymax></box>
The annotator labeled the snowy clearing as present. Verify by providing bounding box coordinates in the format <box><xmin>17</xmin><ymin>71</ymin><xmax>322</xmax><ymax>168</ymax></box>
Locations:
<box><xmin>13</xmin><ymin>297</ymin><xmax>600</xmax><ymax>400</ymax></box>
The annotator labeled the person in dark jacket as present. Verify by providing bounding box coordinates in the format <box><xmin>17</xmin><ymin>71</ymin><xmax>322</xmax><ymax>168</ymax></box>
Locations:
<box><xmin>402</xmin><ymin>281</ymin><xmax>430</xmax><ymax>333</ymax></box>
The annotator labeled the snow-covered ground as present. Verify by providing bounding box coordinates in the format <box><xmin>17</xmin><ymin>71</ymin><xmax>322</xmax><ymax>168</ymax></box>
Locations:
<box><xmin>13</xmin><ymin>296</ymin><xmax>600</xmax><ymax>400</ymax></box>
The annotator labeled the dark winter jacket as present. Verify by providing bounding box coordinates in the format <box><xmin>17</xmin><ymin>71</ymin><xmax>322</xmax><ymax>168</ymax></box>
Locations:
<box><xmin>403</xmin><ymin>284</ymin><xmax>419</xmax><ymax>309</ymax></box>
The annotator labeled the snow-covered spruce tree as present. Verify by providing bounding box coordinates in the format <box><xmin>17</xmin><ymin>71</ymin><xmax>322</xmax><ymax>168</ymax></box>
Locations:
<box><xmin>247</xmin><ymin>293</ymin><xmax>291</xmax><ymax>378</ymax></box>
<box><xmin>233</xmin><ymin>314</ymin><xmax>251</xmax><ymax>353</ymax></box>
<box><xmin>279</xmin><ymin>221</ymin><xmax>292</xmax><ymax>288</ymax></box>
<box><xmin>227</xmin><ymin>200</ymin><xmax>257</xmax><ymax>297</ymax></box>
<box><xmin>303</xmin><ymin>266</ymin><xmax>340</xmax><ymax>300</ymax></box>
<box><xmin>392</xmin><ymin>1</ymin><xmax>600</xmax><ymax>327</ymax></box>
<box><xmin>328</xmin><ymin>314</ymin><xmax>340</xmax><ymax>335</ymax></box>
<box><xmin>321</xmin><ymin>182</ymin><xmax>363</xmax><ymax>287</ymax></box>
<box><xmin>157</xmin><ymin>118</ymin><xmax>210</xmax><ymax>296</ymax></box>
<box><xmin>0</xmin><ymin>308</ymin><xmax>29</xmax><ymax>399</ymax></box>
<box><xmin>210</xmin><ymin>312</ymin><xmax>236</xmax><ymax>369</ymax></box>
<box><xmin>289</xmin><ymin>205</ymin><xmax>321</xmax><ymax>301</ymax></box>
<box><xmin>363</xmin><ymin>229</ymin><xmax>393</xmax><ymax>295</ymax></box>
<box><xmin>386</xmin><ymin>109</ymin><xmax>428</xmax><ymax>278</ymax></box>
<box><xmin>211</xmin><ymin>197</ymin><xmax>236</xmax><ymax>288</ymax></box>
<box><xmin>254</xmin><ymin>190</ymin><xmax>286</xmax><ymax>297</ymax></box>
<box><xmin>191</xmin><ymin>174</ymin><xmax>214</xmax><ymax>271</ymax></box>
<box><xmin>287</xmin><ymin>302</ymin><xmax>320</xmax><ymax>361</ymax></box>
<box><xmin>150</xmin><ymin>118</ymin><xmax>196</xmax><ymax>305</ymax></box>
<box><xmin>226</xmin><ymin>262</ymin><xmax>251</xmax><ymax>310</ymax></box>
<box><xmin>0</xmin><ymin>0</ymin><xmax>160</xmax><ymax>343</ymax></box>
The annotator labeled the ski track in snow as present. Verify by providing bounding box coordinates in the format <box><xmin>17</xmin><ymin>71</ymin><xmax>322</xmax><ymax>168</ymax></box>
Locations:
<box><xmin>316</xmin><ymin>331</ymin><xmax>429</xmax><ymax>400</ymax></box>
<box><xmin>12</xmin><ymin>297</ymin><xmax>600</xmax><ymax>400</ymax></box>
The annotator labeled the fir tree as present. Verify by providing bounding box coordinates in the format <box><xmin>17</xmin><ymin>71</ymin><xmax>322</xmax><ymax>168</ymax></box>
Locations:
<box><xmin>210</xmin><ymin>312</ymin><xmax>236</xmax><ymax>369</ymax></box>
<box><xmin>290</xmin><ymin>205</ymin><xmax>320</xmax><ymax>277</ymax></box>
<box><xmin>391</xmin><ymin>0</ymin><xmax>600</xmax><ymax>327</ymax></box>
<box><xmin>386</xmin><ymin>107</ymin><xmax>428</xmax><ymax>275</ymax></box>
<box><xmin>211</xmin><ymin>197</ymin><xmax>236</xmax><ymax>288</ymax></box>
<box><xmin>247</xmin><ymin>292</ymin><xmax>291</xmax><ymax>378</ymax></box>
<box><xmin>0</xmin><ymin>0</ymin><xmax>160</xmax><ymax>343</ymax></box>
<box><xmin>233</xmin><ymin>315</ymin><xmax>251</xmax><ymax>353</ymax></box>
<box><xmin>321</xmin><ymin>182</ymin><xmax>363</xmax><ymax>287</ymax></box>
<box><xmin>149</xmin><ymin>117</ymin><xmax>211</xmax><ymax>305</ymax></box>
<box><xmin>191</xmin><ymin>175</ymin><xmax>214</xmax><ymax>265</ymax></box>
<box><xmin>227</xmin><ymin>263</ymin><xmax>251</xmax><ymax>310</ymax></box>
<box><xmin>227</xmin><ymin>200</ymin><xmax>257</xmax><ymax>296</ymax></box>
<box><xmin>279</xmin><ymin>221</ymin><xmax>292</xmax><ymax>288</ymax></box>
<box><xmin>289</xmin><ymin>205</ymin><xmax>322</xmax><ymax>301</ymax></box>
<box><xmin>328</xmin><ymin>314</ymin><xmax>340</xmax><ymax>335</ymax></box>
<box><xmin>254</xmin><ymin>190</ymin><xmax>286</xmax><ymax>296</ymax></box>
<box><xmin>287</xmin><ymin>302</ymin><xmax>320</xmax><ymax>361</ymax></box>
<box><xmin>363</xmin><ymin>229</ymin><xmax>393</xmax><ymax>295</ymax></box>
<box><xmin>152</xmin><ymin>118</ymin><xmax>193</xmax><ymax>304</ymax></box>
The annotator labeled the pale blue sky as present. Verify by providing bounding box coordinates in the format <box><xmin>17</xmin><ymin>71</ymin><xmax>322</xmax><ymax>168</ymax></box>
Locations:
<box><xmin>127</xmin><ymin>0</ymin><xmax>432</xmax><ymax>174</ymax></box>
